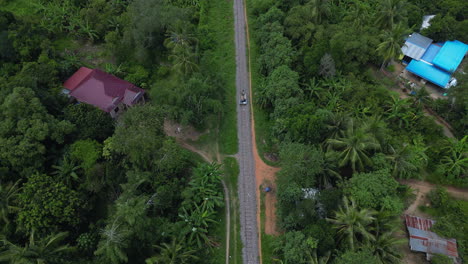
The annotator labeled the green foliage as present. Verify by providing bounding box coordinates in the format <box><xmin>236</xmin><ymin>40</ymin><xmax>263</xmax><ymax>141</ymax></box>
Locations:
<box><xmin>122</xmin><ymin>0</ymin><xmax>189</xmax><ymax>63</ymax></box>
<box><xmin>0</xmin><ymin>87</ymin><xmax>74</xmax><ymax>175</ymax></box>
<box><xmin>278</xmin><ymin>143</ymin><xmax>324</xmax><ymax>187</ymax></box>
<box><xmin>0</xmin><ymin>231</ymin><xmax>75</xmax><ymax>264</ymax></box>
<box><xmin>327</xmin><ymin>197</ymin><xmax>376</xmax><ymax>250</ymax></box>
<box><xmin>257</xmin><ymin>65</ymin><xmax>301</xmax><ymax>108</ymax></box>
<box><xmin>335</xmin><ymin>248</ymin><xmax>379</xmax><ymax>264</ymax></box>
<box><xmin>146</xmin><ymin>237</ymin><xmax>199</xmax><ymax>264</ymax></box>
<box><xmin>63</xmin><ymin>103</ymin><xmax>114</xmax><ymax>142</ymax></box>
<box><xmin>426</xmin><ymin>187</ymin><xmax>468</xmax><ymax>260</ymax></box>
<box><xmin>273</xmin><ymin>231</ymin><xmax>321</xmax><ymax>264</ymax></box>
<box><xmin>77</xmin><ymin>232</ymin><xmax>99</xmax><ymax>256</ymax></box>
<box><xmin>345</xmin><ymin>169</ymin><xmax>403</xmax><ymax>214</ymax></box>
<box><xmin>430</xmin><ymin>254</ymin><xmax>453</xmax><ymax>264</ymax></box>
<box><xmin>0</xmin><ymin>180</ymin><xmax>20</xmax><ymax>227</ymax></box>
<box><xmin>95</xmin><ymin>218</ymin><xmax>130</xmax><ymax>264</ymax></box>
<box><xmin>18</xmin><ymin>173</ymin><xmax>85</xmax><ymax>232</ymax></box>
<box><xmin>326</xmin><ymin>119</ymin><xmax>381</xmax><ymax>172</ymax></box>
<box><xmin>110</xmin><ymin>105</ymin><xmax>165</xmax><ymax>169</ymax></box>
<box><xmin>70</xmin><ymin>139</ymin><xmax>102</xmax><ymax>173</ymax></box>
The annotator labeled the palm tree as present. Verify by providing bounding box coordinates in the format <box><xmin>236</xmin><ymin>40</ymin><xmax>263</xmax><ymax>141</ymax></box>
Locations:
<box><xmin>95</xmin><ymin>218</ymin><xmax>130</xmax><ymax>264</ymax></box>
<box><xmin>324</xmin><ymin>112</ymin><xmax>349</xmax><ymax>141</ymax></box>
<box><xmin>164</xmin><ymin>21</ymin><xmax>197</xmax><ymax>52</ymax></box>
<box><xmin>387</xmin><ymin>143</ymin><xmax>428</xmax><ymax>179</ymax></box>
<box><xmin>361</xmin><ymin>115</ymin><xmax>389</xmax><ymax>149</ymax></box>
<box><xmin>327</xmin><ymin>197</ymin><xmax>376</xmax><ymax>250</ymax></box>
<box><xmin>0</xmin><ymin>180</ymin><xmax>21</xmax><ymax>226</ymax></box>
<box><xmin>318</xmin><ymin>147</ymin><xmax>342</xmax><ymax>188</ymax></box>
<box><xmin>376</xmin><ymin>23</ymin><xmax>410</xmax><ymax>69</ymax></box>
<box><xmin>376</xmin><ymin>0</ymin><xmax>407</xmax><ymax>30</ymax></box>
<box><xmin>51</xmin><ymin>156</ymin><xmax>80</xmax><ymax>187</ymax></box>
<box><xmin>440</xmin><ymin>136</ymin><xmax>468</xmax><ymax>179</ymax></box>
<box><xmin>0</xmin><ymin>231</ymin><xmax>74</xmax><ymax>263</ymax></box>
<box><xmin>369</xmin><ymin>212</ymin><xmax>404</xmax><ymax>264</ymax></box>
<box><xmin>145</xmin><ymin>237</ymin><xmax>198</xmax><ymax>264</ymax></box>
<box><xmin>326</xmin><ymin>120</ymin><xmax>380</xmax><ymax>171</ymax></box>
<box><xmin>169</xmin><ymin>46</ymin><xmax>198</xmax><ymax>76</ymax></box>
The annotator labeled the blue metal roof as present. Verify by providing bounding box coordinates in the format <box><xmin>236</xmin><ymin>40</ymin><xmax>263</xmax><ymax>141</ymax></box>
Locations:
<box><xmin>406</xmin><ymin>60</ymin><xmax>451</xmax><ymax>88</ymax></box>
<box><xmin>421</xmin><ymin>44</ymin><xmax>442</xmax><ymax>64</ymax></box>
<box><xmin>432</xmin><ymin>40</ymin><xmax>468</xmax><ymax>73</ymax></box>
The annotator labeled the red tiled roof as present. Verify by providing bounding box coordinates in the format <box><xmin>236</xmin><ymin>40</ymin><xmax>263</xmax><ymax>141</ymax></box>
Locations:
<box><xmin>63</xmin><ymin>67</ymin><xmax>145</xmax><ymax>112</ymax></box>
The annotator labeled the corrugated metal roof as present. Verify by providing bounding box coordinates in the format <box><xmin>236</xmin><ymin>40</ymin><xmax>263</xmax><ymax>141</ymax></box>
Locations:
<box><xmin>421</xmin><ymin>44</ymin><xmax>442</xmax><ymax>64</ymax></box>
<box><xmin>433</xmin><ymin>40</ymin><xmax>468</xmax><ymax>73</ymax></box>
<box><xmin>406</xmin><ymin>59</ymin><xmax>452</xmax><ymax>88</ymax></box>
<box><xmin>401</xmin><ymin>33</ymin><xmax>433</xmax><ymax>60</ymax></box>
<box><xmin>405</xmin><ymin>215</ymin><xmax>459</xmax><ymax>261</ymax></box>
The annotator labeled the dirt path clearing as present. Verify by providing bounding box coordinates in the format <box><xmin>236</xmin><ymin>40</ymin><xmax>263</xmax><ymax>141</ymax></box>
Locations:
<box><xmin>164</xmin><ymin>121</ymin><xmax>232</xmax><ymax>264</ymax></box>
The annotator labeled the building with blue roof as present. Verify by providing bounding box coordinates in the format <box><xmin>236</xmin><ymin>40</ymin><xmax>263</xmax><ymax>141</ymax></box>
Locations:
<box><xmin>432</xmin><ymin>41</ymin><xmax>468</xmax><ymax>73</ymax></box>
<box><xmin>402</xmin><ymin>33</ymin><xmax>468</xmax><ymax>89</ymax></box>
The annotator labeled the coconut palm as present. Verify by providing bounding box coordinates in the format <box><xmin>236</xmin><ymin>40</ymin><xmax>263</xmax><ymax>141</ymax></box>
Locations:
<box><xmin>387</xmin><ymin>142</ymin><xmax>428</xmax><ymax>179</ymax></box>
<box><xmin>145</xmin><ymin>237</ymin><xmax>198</xmax><ymax>264</ymax></box>
<box><xmin>0</xmin><ymin>180</ymin><xmax>21</xmax><ymax>226</ymax></box>
<box><xmin>369</xmin><ymin>212</ymin><xmax>404</xmax><ymax>264</ymax></box>
<box><xmin>0</xmin><ymin>231</ymin><xmax>74</xmax><ymax>264</ymax></box>
<box><xmin>164</xmin><ymin>21</ymin><xmax>197</xmax><ymax>52</ymax></box>
<box><xmin>324</xmin><ymin>112</ymin><xmax>349</xmax><ymax>141</ymax></box>
<box><xmin>376</xmin><ymin>0</ymin><xmax>408</xmax><ymax>30</ymax></box>
<box><xmin>326</xmin><ymin>119</ymin><xmax>380</xmax><ymax>171</ymax></box>
<box><xmin>327</xmin><ymin>197</ymin><xmax>376</xmax><ymax>250</ymax></box>
<box><xmin>361</xmin><ymin>115</ymin><xmax>389</xmax><ymax>150</ymax></box>
<box><xmin>169</xmin><ymin>47</ymin><xmax>198</xmax><ymax>76</ymax></box>
<box><xmin>376</xmin><ymin>23</ymin><xmax>410</xmax><ymax>69</ymax></box>
<box><xmin>95</xmin><ymin>218</ymin><xmax>130</xmax><ymax>264</ymax></box>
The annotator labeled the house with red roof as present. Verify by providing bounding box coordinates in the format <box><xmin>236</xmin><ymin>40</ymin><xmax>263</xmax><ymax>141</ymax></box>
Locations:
<box><xmin>63</xmin><ymin>67</ymin><xmax>145</xmax><ymax>118</ymax></box>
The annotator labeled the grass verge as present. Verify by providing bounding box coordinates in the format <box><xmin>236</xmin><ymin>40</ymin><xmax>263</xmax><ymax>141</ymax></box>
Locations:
<box><xmin>260</xmin><ymin>186</ymin><xmax>276</xmax><ymax>264</ymax></box>
<box><xmin>223</xmin><ymin>157</ymin><xmax>243</xmax><ymax>264</ymax></box>
<box><xmin>200</xmin><ymin>0</ymin><xmax>238</xmax><ymax>155</ymax></box>
<box><xmin>245</xmin><ymin>0</ymin><xmax>279</xmax><ymax>167</ymax></box>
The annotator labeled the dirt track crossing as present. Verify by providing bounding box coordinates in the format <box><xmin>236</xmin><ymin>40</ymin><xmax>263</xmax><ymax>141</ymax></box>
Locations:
<box><xmin>233</xmin><ymin>0</ymin><xmax>260</xmax><ymax>263</ymax></box>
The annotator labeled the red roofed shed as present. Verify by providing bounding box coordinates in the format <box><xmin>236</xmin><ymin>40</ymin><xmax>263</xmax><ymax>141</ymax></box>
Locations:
<box><xmin>405</xmin><ymin>215</ymin><xmax>460</xmax><ymax>263</ymax></box>
<box><xmin>64</xmin><ymin>67</ymin><xmax>145</xmax><ymax>117</ymax></box>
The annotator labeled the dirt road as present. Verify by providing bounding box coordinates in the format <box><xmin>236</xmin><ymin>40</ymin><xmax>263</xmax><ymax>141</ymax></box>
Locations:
<box><xmin>401</xmin><ymin>179</ymin><xmax>468</xmax><ymax>211</ymax></box>
<box><xmin>233</xmin><ymin>0</ymin><xmax>260</xmax><ymax>263</ymax></box>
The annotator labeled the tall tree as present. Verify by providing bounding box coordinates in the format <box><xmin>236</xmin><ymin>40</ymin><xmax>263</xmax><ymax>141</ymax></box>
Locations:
<box><xmin>327</xmin><ymin>197</ymin><xmax>376</xmax><ymax>250</ymax></box>
<box><xmin>0</xmin><ymin>87</ymin><xmax>74</xmax><ymax>175</ymax></box>
<box><xmin>95</xmin><ymin>218</ymin><xmax>130</xmax><ymax>264</ymax></box>
<box><xmin>376</xmin><ymin>0</ymin><xmax>408</xmax><ymax>30</ymax></box>
<box><xmin>326</xmin><ymin>120</ymin><xmax>380</xmax><ymax>171</ymax></box>
<box><xmin>376</xmin><ymin>23</ymin><xmax>409</xmax><ymax>69</ymax></box>
<box><xmin>18</xmin><ymin>174</ymin><xmax>85</xmax><ymax>232</ymax></box>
